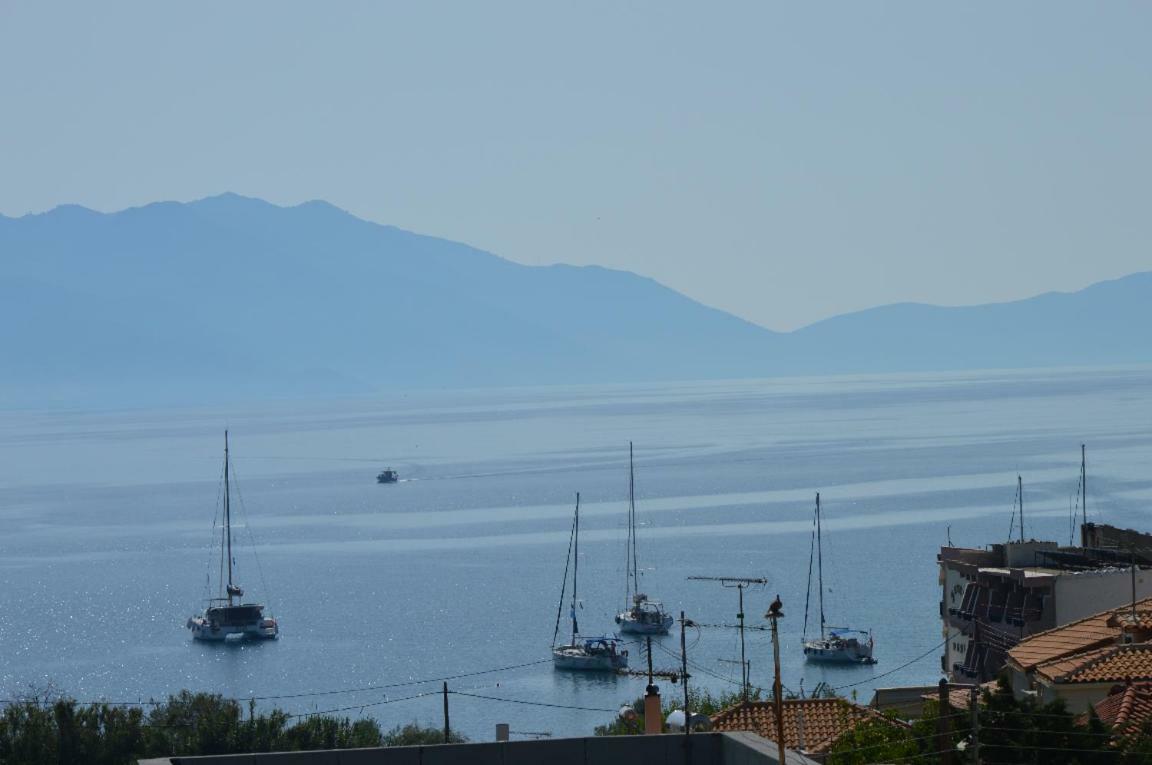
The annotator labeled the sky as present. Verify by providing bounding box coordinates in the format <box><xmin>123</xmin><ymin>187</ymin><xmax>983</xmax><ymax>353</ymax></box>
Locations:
<box><xmin>2</xmin><ymin>2</ymin><xmax>1150</xmax><ymax>331</ymax></box>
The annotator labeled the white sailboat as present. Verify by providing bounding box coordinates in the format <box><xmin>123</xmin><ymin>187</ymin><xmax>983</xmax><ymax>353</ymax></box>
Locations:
<box><xmin>802</xmin><ymin>492</ymin><xmax>875</xmax><ymax>664</ymax></box>
<box><xmin>615</xmin><ymin>443</ymin><xmax>673</xmax><ymax>635</ymax></box>
<box><xmin>187</xmin><ymin>431</ymin><xmax>279</xmax><ymax>642</ymax></box>
<box><xmin>552</xmin><ymin>492</ymin><xmax>628</xmax><ymax>672</ymax></box>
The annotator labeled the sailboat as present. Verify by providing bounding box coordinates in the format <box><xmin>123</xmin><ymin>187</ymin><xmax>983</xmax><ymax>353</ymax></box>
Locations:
<box><xmin>802</xmin><ymin>492</ymin><xmax>874</xmax><ymax>664</ymax></box>
<box><xmin>615</xmin><ymin>443</ymin><xmax>673</xmax><ymax>635</ymax></box>
<box><xmin>552</xmin><ymin>492</ymin><xmax>629</xmax><ymax>672</ymax></box>
<box><xmin>187</xmin><ymin>431</ymin><xmax>279</xmax><ymax>642</ymax></box>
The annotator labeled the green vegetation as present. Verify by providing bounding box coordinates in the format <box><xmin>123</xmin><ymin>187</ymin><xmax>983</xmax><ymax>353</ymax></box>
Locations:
<box><xmin>827</xmin><ymin>677</ymin><xmax>1125</xmax><ymax>764</ymax></box>
<box><xmin>0</xmin><ymin>690</ymin><xmax>464</xmax><ymax>765</ymax></box>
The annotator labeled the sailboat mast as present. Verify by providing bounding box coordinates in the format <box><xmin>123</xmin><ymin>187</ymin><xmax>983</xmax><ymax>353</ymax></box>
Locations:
<box><xmin>1018</xmin><ymin>475</ymin><xmax>1024</xmax><ymax>543</ymax></box>
<box><xmin>816</xmin><ymin>492</ymin><xmax>826</xmax><ymax>639</ymax></box>
<box><xmin>225</xmin><ymin>430</ymin><xmax>234</xmax><ymax>605</ymax></box>
<box><xmin>1081</xmin><ymin>444</ymin><xmax>1088</xmax><ymax>531</ymax></box>
<box><xmin>572</xmin><ymin>492</ymin><xmax>580</xmax><ymax>645</ymax></box>
<box><xmin>629</xmin><ymin>442</ymin><xmax>638</xmax><ymax>598</ymax></box>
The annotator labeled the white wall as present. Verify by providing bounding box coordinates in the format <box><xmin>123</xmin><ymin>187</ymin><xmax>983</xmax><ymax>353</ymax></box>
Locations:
<box><xmin>1054</xmin><ymin>567</ymin><xmax>1152</xmax><ymax>626</ymax></box>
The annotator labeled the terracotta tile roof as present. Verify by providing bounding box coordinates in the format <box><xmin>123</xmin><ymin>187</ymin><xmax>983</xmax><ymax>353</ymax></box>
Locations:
<box><xmin>1007</xmin><ymin>597</ymin><xmax>1152</xmax><ymax>671</ymax></box>
<box><xmin>1037</xmin><ymin>644</ymin><xmax>1152</xmax><ymax>685</ymax></box>
<box><xmin>1094</xmin><ymin>683</ymin><xmax>1152</xmax><ymax>734</ymax></box>
<box><xmin>1107</xmin><ymin>610</ymin><xmax>1152</xmax><ymax>632</ymax></box>
<box><xmin>920</xmin><ymin>681</ymin><xmax>998</xmax><ymax>710</ymax></box>
<box><xmin>710</xmin><ymin>698</ymin><xmax>909</xmax><ymax>754</ymax></box>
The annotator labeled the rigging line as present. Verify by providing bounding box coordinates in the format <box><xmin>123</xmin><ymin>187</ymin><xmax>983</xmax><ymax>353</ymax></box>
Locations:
<box><xmin>552</xmin><ymin>506</ymin><xmax>577</xmax><ymax>649</ymax></box>
<box><xmin>829</xmin><ymin>636</ymin><xmax>950</xmax><ymax>691</ymax></box>
<box><xmin>228</xmin><ymin>460</ymin><xmax>275</xmax><ymax>614</ymax></box>
<box><xmin>803</xmin><ymin>501</ymin><xmax>817</xmax><ymax>640</ymax></box>
<box><xmin>203</xmin><ymin>461</ymin><xmax>225</xmax><ymax>604</ymax></box>
<box><xmin>449</xmin><ymin>690</ymin><xmax>618</xmax><ymax>713</ymax></box>
<box><xmin>1006</xmin><ymin>479</ymin><xmax>1019</xmax><ymax>543</ymax></box>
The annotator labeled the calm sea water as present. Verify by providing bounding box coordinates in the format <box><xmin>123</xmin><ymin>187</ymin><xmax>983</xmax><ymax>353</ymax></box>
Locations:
<box><xmin>3</xmin><ymin>367</ymin><xmax>1152</xmax><ymax>741</ymax></box>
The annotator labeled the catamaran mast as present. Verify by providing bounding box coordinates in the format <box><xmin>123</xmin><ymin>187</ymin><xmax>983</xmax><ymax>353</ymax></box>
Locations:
<box><xmin>224</xmin><ymin>430</ymin><xmax>235</xmax><ymax>606</ymax></box>
<box><xmin>571</xmin><ymin>492</ymin><xmax>580</xmax><ymax>645</ymax></box>
<box><xmin>816</xmin><ymin>492</ymin><xmax>826</xmax><ymax>640</ymax></box>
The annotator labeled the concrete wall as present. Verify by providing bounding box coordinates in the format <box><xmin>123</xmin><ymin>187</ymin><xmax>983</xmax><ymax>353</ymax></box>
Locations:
<box><xmin>1037</xmin><ymin>681</ymin><xmax>1114</xmax><ymax>714</ymax></box>
<box><xmin>1054</xmin><ymin>567</ymin><xmax>1152</xmax><ymax>626</ymax></box>
<box><xmin>138</xmin><ymin>732</ymin><xmax>820</xmax><ymax>765</ymax></box>
<box><xmin>941</xmin><ymin>562</ymin><xmax>970</xmax><ymax>674</ymax></box>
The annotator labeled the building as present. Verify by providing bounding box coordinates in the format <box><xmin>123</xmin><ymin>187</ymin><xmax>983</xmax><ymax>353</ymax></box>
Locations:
<box><xmin>1003</xmin><ymin>599</ymin><xmax>1152</xmax><ymax>711</ymax></box>
<box><xmin>138</xmin><ymin>732</ymin><xmax>820</xmax><ymax>765</ymax></box>
<box><xmin>939</xmin><ymin>523</ymin><xmax>1152</xmax><ymax>683</ymax></box>
<box><xmin>1094</xmin><ymin>682</ymin><xmax>1152</xmax><ymax>735</ymax></box>
<box><xmin>710</xmin><ymin>698</ymin><xmax>910</xmax><ymax>762</ymax></box>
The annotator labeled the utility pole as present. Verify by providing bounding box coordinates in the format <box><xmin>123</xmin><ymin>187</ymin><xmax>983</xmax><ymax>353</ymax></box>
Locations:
<box><xmin>680</xmin><ymin>611</ymin><xmax>691</xmax><ymax>737</ymax></box>
<box><xmin>442</xmin><ymin>682</ymin><xmax>450</xmax><ymax>744</ymax></box>
<box><xmin>619</xmin><ymin>636</ymin><xmax>681</xmax><ymax>734</ymax></box>
<box><xmin>688</xmin><ymin>575</ymin><xmax>768</xmax><ymax>698</ymax></box>
<box><xmin>765</xmin><ymin>595</ymin><xmax>786</xmax><ymax>765</ymax></box>
<box><xmin>969</xmin><ymin>685</ymin><xmax>981</xmax><ymax>765</ymax></box>
<box><xmin>936</xmin><ymin>678</ymin><xmax>953</xmax><ymax>765</ymax></box>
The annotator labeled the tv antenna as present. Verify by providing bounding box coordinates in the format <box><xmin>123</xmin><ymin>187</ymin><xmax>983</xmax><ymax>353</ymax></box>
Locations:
<box><xmin>687</xmin><ymin>575</ymin><xmax>768</xmax><ymax>697</ymax></box>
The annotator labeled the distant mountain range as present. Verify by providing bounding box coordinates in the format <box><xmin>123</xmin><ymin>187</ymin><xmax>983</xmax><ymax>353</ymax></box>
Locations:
<box><xmin>2</xmin><ymin>194</ymin><xmax>1150</xmax><ymax>407</ymax></box>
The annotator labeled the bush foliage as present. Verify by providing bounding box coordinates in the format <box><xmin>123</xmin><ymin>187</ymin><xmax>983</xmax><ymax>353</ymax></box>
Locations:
<box><xmin>0</xmin><ymin>690</ymin><xmax>464</xmax><ymax>765</ymax></box>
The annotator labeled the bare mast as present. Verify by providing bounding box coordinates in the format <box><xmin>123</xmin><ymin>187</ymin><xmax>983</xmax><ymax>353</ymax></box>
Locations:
<box><xmin>816</xmin><ymin>492</ymin><xmax>826</xmax><ymax>640</ymax></box>
<box><xmin>571</xmin><ymin>492</ymin><xmax>580</xmax><ymax>645</ymax></box>
<box><xmin>628</xmin><ymin>442</ymin><xmax>638</xmax><ymax>603</ymax></box>
<box><xmin>224</xmin><ymin>430</ymin><xmax>235</xmax><ymax>606</ymax></box>
<box><xmin>1081</xmin><ymin>444</ymin><xmax>1088</xmax><ymax>530</ymax></box>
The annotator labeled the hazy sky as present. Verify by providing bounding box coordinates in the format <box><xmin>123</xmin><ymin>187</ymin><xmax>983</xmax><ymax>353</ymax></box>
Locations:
<box><xmin>2</xmin><ymin>2</ymin><xmax>1150</xmax><ymax>330</ymax></box>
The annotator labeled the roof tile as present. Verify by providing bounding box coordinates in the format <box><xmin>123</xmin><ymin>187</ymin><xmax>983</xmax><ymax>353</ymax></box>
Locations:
<box><xmin>710</xmin><ymin>699</ymin><xmax>908</xmax><ymax>754</ymax></box>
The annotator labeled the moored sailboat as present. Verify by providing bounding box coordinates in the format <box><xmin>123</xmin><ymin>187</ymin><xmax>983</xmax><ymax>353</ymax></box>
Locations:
<box><xmin>187</xmin><ymin>431</ymin><xmax>278</xmax><ymax>642</ymax></box>
<box><xmin>552</xmin><ymin>492</ymin><xmax>628</xmax><ymax>672</ymax></box>
<box><xmin>802</xmin><ymin>492</ymin><xmax>875</xmax><ymax>664</ymax></box>
<box><xmin>615</xmin><ymin>443</ymin><xmax>673</xmax><ymax>635</ymax></box>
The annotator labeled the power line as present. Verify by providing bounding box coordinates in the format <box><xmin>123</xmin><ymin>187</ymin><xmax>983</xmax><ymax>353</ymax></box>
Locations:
<box><xmin>448</xmin><ymin>691</ymin><xmax>618</xmax><ymax>713</ymax></box>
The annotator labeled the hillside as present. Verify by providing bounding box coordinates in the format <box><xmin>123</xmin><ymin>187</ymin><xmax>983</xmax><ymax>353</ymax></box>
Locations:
<box><xmin>2</xmin><ymin>194</ymin><xmax>1150</xmax><ymax>407</ymax></box>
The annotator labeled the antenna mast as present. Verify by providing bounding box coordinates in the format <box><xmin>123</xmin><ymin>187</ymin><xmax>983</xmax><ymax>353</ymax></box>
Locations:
<box><xmin>688</xmin><ymin>575</ymin><xmax>768</xmax><ymax>697</ymax></box>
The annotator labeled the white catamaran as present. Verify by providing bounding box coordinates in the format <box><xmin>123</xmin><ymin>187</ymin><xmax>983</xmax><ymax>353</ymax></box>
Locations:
<box><xmin>552</xmin><ymin>492</ymin><xmax>628</xmax><ymax>672</ymax></box>
<box><xmin>187</xmin><ymin>431</ymin><xmax>279</xmax><ymax>642</ymax></box>
<box><xmin>802</xmin><ymin>492</ymin><xmax>875</xmax><ymax>664</ymax></box>
<box><xmin>615</xmin><ymin>443</ymin><xmax>673</xmax><ymax>635</ymax></box>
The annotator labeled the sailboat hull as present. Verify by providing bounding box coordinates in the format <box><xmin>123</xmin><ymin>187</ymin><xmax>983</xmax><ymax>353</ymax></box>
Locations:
<box><xmin>552</xmin><ymin>645</ymin><xmax>628</xmax><ymax>672</ymax></box>
<box><xmin>803</xmin><ymin>636</ymin><xmax>875</xmax><ymax>664</ymax></box>
<box><xmin>615</xmin><ymin>610</ymin><xmax>673</xmax><ymax>635</ymax></box>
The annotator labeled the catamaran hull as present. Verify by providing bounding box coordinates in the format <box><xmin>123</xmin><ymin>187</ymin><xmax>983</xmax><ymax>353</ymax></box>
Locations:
<box><xmin>616</xmin><ymin>612</ymin><xmax>673</xmax><ymax>635</ymax></box>
<box><xmin>188</xmin><ymin>618</ymin><xmax>278</xmax><ymax>642</ymax></box>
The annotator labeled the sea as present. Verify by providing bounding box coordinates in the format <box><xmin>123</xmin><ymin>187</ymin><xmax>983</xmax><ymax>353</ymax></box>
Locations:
<box><xmin>3</xmin><ymin>366</ymin><xmax>1152</xmax><ymax>741</ymax></box>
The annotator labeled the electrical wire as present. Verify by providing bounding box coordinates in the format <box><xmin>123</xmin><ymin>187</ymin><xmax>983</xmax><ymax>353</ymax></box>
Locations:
<box><xmin>448</xmin><ymin>691</ymin><xmax>617</xmax><ymax>714</ymax></box>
